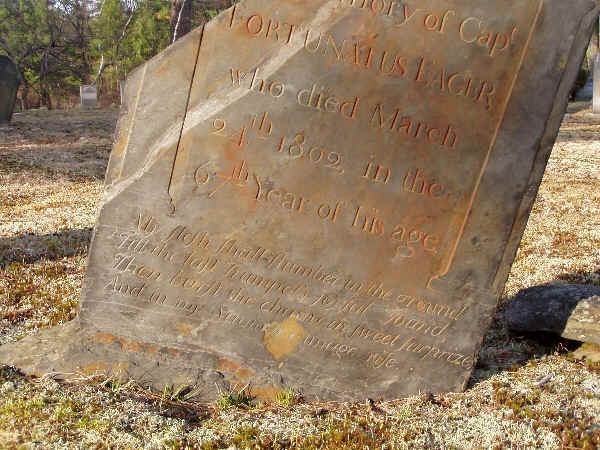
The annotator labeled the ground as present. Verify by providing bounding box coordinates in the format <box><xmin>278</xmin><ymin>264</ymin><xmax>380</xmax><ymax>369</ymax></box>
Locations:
<box><xmin>0</xmin><ymin>105</ymin><xmax>598</xmax><ymax>448</ymax></box>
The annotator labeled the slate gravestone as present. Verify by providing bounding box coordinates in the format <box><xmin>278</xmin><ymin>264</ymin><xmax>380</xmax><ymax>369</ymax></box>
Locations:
<box><xmin>1</xmin><ymin>0</ymin><xmax>599</xmax><ymax>401</ymax></box>
<box><xmin>0</xmin><ymin>55</ymin><xmax>20</xmax><ymax>123</ymax></box>
<box><xmin>80</xmin><ymin>84</ymin><xmax>98</xmax><ymax>108</ymax></box>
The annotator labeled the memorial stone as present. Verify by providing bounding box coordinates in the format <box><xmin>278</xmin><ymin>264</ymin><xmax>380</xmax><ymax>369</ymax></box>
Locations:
<box><xmin>0</xmin><ymin>55</ymin><xmax>19</xmax><ymax>123</ymax></box>
<box><xmin>1</xmin><ymin>0</ymin><xmax>599</xmax><ymax>401</ymax></box>
<box><xmin>80</xmin><ymin>84</ymin><xmax>98</xmax><ymax>108</ymax></box>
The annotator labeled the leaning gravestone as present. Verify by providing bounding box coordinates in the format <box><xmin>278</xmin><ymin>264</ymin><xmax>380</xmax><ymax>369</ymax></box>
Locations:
<box><xmin>80</xmin><ymin>84</ymin><xmax>98</xmax><ymax>108</ymax></box>
<box><xmin>1</xmin><ymin>0</ymin><xmax>599</xmax><ymax>401</ymax></box>
<box><xmin>0</xmin><ymin>55</ymin><xmax>20</xmax><ymax>123</ymax></box>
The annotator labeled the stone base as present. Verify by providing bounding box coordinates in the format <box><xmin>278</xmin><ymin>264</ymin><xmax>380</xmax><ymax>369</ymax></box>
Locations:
<box><xmin>0</xmin><ymin>321</ymin><xmax>264</xmax><ymax>401</ymax></box>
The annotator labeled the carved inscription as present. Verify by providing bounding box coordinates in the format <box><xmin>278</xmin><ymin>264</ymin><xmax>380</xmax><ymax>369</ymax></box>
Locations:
<box><xmin>278</xmin><ymin>133</ymin><xmax>345</xmax><ymax>174</ymax></box>
<box><xmin>90</xmin><ymin>0</ymin><xmax>551</xmax><ymax>397</ymax></box>
<box><xmin>99</xmin><ymin>214</ymin><xmax>474</xmax><ymax>373</ymax></box>
<box><xmin>228</xmin><ymin>7</ymin><xmax>506</xmax><ymax>113</ymax></box>
<box><xmin>370</xmin><ymin>103</ymin><xmax>458</xmax><ymax>149</ymax></box>
<box><xmin>338</xmin><ymin>0</ymin><xmax>520</xmax><ymax>59</ymax></box>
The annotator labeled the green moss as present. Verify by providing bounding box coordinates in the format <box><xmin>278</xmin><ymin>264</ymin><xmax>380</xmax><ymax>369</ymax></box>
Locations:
<box><xmin>216</xmin><ymin>386</ymin><xmax>254</xmax><ymax>410</ymax></box>
<box><xmin>296</xmin><ymin>416</ymin><xmax>396</xmax><ymax>449</ymax></box>
<box><xmin>76</xmin><ymin>417</ymin><xmax>111</xmax><ymax>433</ymax></box>
<box><xmin>231</xmin><ymin>425</ymin><xmax>260</xmax><ymax>447</ymax></box>
<box><xmin>0</xmin><ymin>397</ymin><xmax>46</xmax><ymax>425</ymax></box>
<box><xmin>492</xmin><ymin>384</ymin><xmax>599</xmax><ymax>448</ymax></box>
<box><xmin>274</xmin><ymin>387</ymin><xmax>299</xmax><ymax>408</ymax></box>
<box><xmin>54</xmin><ymin>398</ymin><xmax>85</xmax><ymax>422</ymax></box>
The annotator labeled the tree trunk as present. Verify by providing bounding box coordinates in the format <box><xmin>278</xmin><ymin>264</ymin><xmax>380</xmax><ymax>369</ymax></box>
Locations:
<box><xmin>170</xmin><ymin>0</ymin><xmax>192</xmax><ymax>43</ymax></box>
<box><xmin>590</xmin><ymin>18</ymin><xmax>599</xmax><ymax>66</ymax></box>
<box><xmin>41</xmin><ymin>85</ymin><xmax>53</xmax><ymax>110</ymax></box>
<box><xmin>20</xmin><ymin>83</ymin><xmax>29</xmax><ymax>110</ymax></box>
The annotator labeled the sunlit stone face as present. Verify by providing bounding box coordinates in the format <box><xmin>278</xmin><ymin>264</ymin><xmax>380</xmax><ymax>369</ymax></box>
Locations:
<box><xmin>72</xmin><ymin>0</ymin><xmax>598</xmax><ymax>400</ymax></box>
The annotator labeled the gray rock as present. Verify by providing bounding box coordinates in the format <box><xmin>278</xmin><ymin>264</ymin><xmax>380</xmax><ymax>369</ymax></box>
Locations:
<box><xmin>505</xmin><ymin>284</ymin><xmax>600</xmax><ymax>345</ymax></box>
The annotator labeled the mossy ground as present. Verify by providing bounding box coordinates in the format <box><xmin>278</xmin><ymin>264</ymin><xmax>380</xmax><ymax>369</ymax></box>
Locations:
<box><xmin>0</xmin><ymin>105</ymin><xmax>598</xmax><ymax>448</ymax></box>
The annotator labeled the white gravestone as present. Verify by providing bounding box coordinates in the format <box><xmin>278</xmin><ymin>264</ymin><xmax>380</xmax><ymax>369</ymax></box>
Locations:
<box><xmin>80</xmin><ymin>85</ymin><xmax>98</xmax><ymax>108</ymax></box>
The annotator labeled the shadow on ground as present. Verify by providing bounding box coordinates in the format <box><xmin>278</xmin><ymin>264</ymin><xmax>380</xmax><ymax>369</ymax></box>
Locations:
<box><xmin>565</xmin><ymin>101</ymin><xmax>592</xmax><ymax>114</ymax></box>
<box><xmin>468</xmin><ymin>275</ymin><xmax>599</xmax><ymax>387</ymax></box>
<box><xmin>1</xmin><ymin>109</ymin><xmax>119</xmax><ymax>146</ymax></box>
<box><xmin>0</xmin><ymin>228</ymin><xmax>92</xmax><ymax>268</ymax></box>
<box><xmin>0</xmin><ymin>143</ymin><xmax>110</xmax><ymax>182</ymax></box>
<box><xmin>556</xmin><ymin>132</ymin><xmax>600</xmax><ymax>143</ymax></box>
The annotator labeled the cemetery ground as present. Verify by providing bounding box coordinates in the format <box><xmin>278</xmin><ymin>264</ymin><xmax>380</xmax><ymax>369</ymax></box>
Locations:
<box><xmin>0</xmin><ymin>106</ymin><xmax>598</xmax><ymax>449</ymax></box>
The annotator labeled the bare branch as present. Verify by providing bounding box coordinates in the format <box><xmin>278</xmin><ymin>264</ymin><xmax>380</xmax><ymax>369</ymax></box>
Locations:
<box><xmin>92</xmin><ymin>11</ymin><xmax>134</xmax><ymax>85</ymax></box>
<box><xmin>172</xmin><ymin>0</ymin><xmax>188</xmax><ymax>45</ymax></box>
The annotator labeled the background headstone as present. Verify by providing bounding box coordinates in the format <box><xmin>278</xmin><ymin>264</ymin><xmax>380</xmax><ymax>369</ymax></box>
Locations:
<box><xmin>1</xmin><ymin>0</ymin><xmax>599</xmax><ymax>401</ymax></box>
<box><xmin>119</xmin><ymin>81</ymin><xmax>126</xmax><ymax>106</ymax></box>
<box><xmin>0</xmin><ymin>55</ymin><xmax>20</xmax><ymax>123</ymax></box>
<box><xmin>80</xmin><ymin>84</ymin><xmax>98</xmax><ymax>108</ymax></box>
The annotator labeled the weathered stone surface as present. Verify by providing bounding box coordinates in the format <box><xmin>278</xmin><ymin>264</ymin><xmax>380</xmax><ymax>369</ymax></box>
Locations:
<box><xmin>2</xmin><ymin>0</ymin><xmax>599</xmax><ymax>401</ymax></box>
<box><xmin>505</xmin><ymin>284</ymin><xmax>600</xmax><ymax>345</ymax></box>
<box><xmin>0</xmin><ymin>55</ymin><xmax>19</xmax><ymax>123</ymax></box>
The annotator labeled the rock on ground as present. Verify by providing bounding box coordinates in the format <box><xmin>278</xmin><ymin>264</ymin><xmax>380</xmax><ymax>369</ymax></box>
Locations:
<box><xmin>505</xmin><ymin>283</ymin><xmax>600</xmax><ymax>345</ymax></box>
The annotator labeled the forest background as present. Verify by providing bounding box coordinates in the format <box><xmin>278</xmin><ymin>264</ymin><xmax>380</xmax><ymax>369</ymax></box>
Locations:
<box><xmin>1</xmin><ymin>0</ymin><xmax>599</xmax><ymax>110</ymax></box>
<box><xmin>0</xmin><ymin>0</ymin><xmax>233</xmax><ymax>109</ymax></box>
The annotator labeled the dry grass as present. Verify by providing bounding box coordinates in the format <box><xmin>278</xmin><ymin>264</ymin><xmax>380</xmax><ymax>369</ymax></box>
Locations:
<box><xmin>505</xmin><ymin>103</ymin><xmax>600</xmax><ymax>296</ymax></box>
<box><xmin>0</xmin><ymin>104</ymin><xmax>598</xmax><ymax>448</ymax></box>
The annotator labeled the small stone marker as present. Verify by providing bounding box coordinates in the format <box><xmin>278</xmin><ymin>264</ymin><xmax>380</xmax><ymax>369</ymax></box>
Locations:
<box><xmin>119</xmin><ymin>81</ymin><xmax>126</xmax><ymax>105</ymax></box>
<box><xmin>80</xmin><ymin>84</ymin><xmax>98</xmax><ymax>108</ymax></box>
<box><xmin>0</xmin><ymin>55</ymin><xmax>20</xmax><ymax>123</ymax></box>
<box><xmin>2</xmin><ymin>0</ymin><xmax>599</xmax><ymax>401</ymax></box>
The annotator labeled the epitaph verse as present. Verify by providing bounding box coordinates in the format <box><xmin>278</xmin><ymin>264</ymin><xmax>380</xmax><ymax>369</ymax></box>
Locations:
<box><xmin>2</xmin><ymin>0</ymin><xmax>598</xmax><ymax>401</ymax></box>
